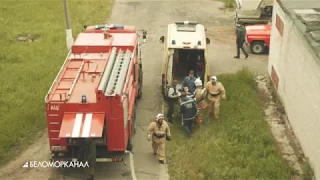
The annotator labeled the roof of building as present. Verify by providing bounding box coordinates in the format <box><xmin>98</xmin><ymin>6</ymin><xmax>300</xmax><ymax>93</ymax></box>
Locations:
<box><xmin>166</xmin><ymin>21</ymin><xmax>207</xmax><ymax>49</ymax></box>
<box><xmin>277</xmin><ymin>0</ymin><xmax>320</xmax><ymax>59</ymax></box>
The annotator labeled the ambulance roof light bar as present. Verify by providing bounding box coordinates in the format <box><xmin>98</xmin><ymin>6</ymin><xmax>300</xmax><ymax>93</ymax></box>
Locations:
<box><xmin>94</xmin><ymin>24</ymin><xmax>124</xmax><ymax>30</ymax></box>
<box><xmin>174</xmin><ymin>21</ymin><xmax>198</xmax><ymax>26</ymax></box>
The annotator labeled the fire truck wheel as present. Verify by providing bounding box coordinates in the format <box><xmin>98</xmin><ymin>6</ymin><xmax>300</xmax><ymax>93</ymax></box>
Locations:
<box><xmin>250</xmin><ymin>41</ymin><xmax>265</xmax><ymax>54</ymax></box>
<box><xmin>127</xmin><ymin>112</ymin><xmax>135</xmax><ymax>151</ymax></box>
<box><xmin>137</xmin><ymin>72</ymin><xmax>143</xmax><ymax>99</ymax></box>
<box><xmin>133</xmin><ymin>108</ymin><xmax>137</xmax><ymax>135</ymax></box>
<box><xmin>138</xmin><ymin>89</ymin><xmax>142</xmax><ymax>99</ymax></box>
<box><xmin>127</xmin><ymin>136</ymin><xmax>133</xmax><ymax>151</ymax></box>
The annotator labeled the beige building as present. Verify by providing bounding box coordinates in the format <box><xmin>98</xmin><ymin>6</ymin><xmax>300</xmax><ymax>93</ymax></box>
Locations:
<box><xmin>268</xmin><ymin>0</ymin><xmax>320</xmax><ymax>178</ymax></box>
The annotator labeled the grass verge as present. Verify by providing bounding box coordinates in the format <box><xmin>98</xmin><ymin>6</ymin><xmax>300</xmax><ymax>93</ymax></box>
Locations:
<box><xmin>302</xmin><ymin>158</ymin><xmax>315</xmax><ymax>180</ymax></box>
<box><xmin>268</xmin><ymin>78</ymin><xmax>316</xmax><ymax>180</ymax></box>
<box><xmin>0</xmin><ymin>0</ymin><xmax>113</xmax><ymax>166</ymax></box>
<box><xmin>217</xmin><ymin>0</ymin><xmax>236</xmax><ymax>10</ymax></box>
<box><xmin>166</xmin><ymin>68</ymin><xmax>296</xmax><ymax>179</ymax></box>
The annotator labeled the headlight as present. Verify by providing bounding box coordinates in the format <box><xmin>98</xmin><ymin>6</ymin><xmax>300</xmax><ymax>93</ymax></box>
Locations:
<box><xmin>51</xmin><ymin>146</ymin><xmax>67</xmax><ymax>151</ymax></box>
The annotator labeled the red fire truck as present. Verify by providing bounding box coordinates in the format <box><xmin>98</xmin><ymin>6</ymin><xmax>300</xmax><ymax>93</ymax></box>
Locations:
<box><xmin>245</xmin><ymin>23</ymin><xmax>271</xmax><ymax>54</ymax></box>
<box><xmin>44</xmin><ymin>24</ymin><xmax>147</xmax><ymax>162</ymax></box>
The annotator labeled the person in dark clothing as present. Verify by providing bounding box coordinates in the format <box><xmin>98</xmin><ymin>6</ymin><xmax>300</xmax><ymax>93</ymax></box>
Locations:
<box><xmin>234</xmin><ymin>24</ymin><xmax>249</xmax><ymax>59</ymax></box>
<box><xmin>167</xmin><ymin>80</ymin><xmax>181</xmax><ymax>124</ymax></box>
<box><xmin>183</xmin><ymin>70</ymin><xmax>197</xmax><ymax>94</ymax></box>
<box><xmin>180</xmin><ymin>92</ymin><xmax>198</xmax><ymax>138</ymax></box>
<box><xmin>78</xmin><ymin>138</ymin><xmax>96</xmax><ymax>180</ymax></box>
<box><xmin>196</xmin><ymin>56</ymin><xmax>205</xmax><ymax>82</ymax></box>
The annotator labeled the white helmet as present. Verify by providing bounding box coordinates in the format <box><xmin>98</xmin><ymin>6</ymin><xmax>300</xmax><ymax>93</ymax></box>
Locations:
<box><xmin>211</xmin><ymin>76</ymin><xmax>217</xmax><ymax>82</ymax></box>
<box><xmin>194</xmin><ymin>78</ymin><xmax>202</xmax><ymax>86</ymax></box>
<box><xmin>156</xmin><ymin>113</ymin><xmax>164</xmax><ymax>120</ymax></box>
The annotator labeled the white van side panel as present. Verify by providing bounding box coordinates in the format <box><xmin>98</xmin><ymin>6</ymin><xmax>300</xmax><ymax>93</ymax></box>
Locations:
<box><xmin>167</xmin><ymin>49</ymin><xmax>174</xmax><ymax>86</ymax></box>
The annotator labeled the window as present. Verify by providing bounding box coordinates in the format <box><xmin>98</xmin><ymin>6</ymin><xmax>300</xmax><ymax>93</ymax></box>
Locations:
<box><xmin>177</xmin><ymin>26</ymin><xmax>196</xmax><ymax>32</ymax></box>
<box><xmin>275</xmin><ymin>14</ymin><xmax>284</xmax><ymax>36</ymax></box>
<box><xmin>123</xmin><ymin>95</ymin><xmax>128</xmax><ymax>128</ymax></box>
<box><xmin>271</xmin><ymin>66</ymin><xmax>279</xmax><ymax>89</ymax></box>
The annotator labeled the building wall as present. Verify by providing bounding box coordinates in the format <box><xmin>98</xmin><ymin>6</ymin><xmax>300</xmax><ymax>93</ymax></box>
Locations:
<box><xmin>268</xmin><ymin>1</ymin><xmax>320</xmax><ymax>178</ymax></box>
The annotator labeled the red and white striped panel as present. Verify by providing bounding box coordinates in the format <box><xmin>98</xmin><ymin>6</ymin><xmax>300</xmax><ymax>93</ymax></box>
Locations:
<box><xmin>59</xmin><ymin>113</ymin><xmax>105</xmax><ymax>138</ymax></box>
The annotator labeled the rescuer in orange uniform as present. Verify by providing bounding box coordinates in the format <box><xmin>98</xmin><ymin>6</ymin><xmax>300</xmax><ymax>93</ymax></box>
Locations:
<box><xmin>147</xmin><ymin>113</ymin><xmax>171</xmax><ymax>164</ymax></box>
<box><xmin>194</xmin><ymin>78</ymin><xmax>208</xmax><ymax>123</ymax></box>
<box><xmin>204</xmin><ymin>76</ymin><xmax>226</xmax><ymax>119</ymax></box>
<box><xmin>194</xmin><ymin>78</ymin><xmax>207</xmax><ymax>108</ymax></box>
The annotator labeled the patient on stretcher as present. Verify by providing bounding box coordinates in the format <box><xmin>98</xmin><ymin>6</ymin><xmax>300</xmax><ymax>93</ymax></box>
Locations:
<box><xmin>183</xmin><ymin>87</ymin><xmax>194</xmax><ymax>98</ymax></box>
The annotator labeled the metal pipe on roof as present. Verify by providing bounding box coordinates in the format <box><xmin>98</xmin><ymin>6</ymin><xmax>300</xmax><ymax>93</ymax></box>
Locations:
<box><xmin>67</xmin><ymin>61</ymin><xmax>85</xmax><ymax>99</ymax></box>
<box><xmin>114</xmin><ymin>51</ymin><xmax>132</xmax><ymax>95</ymax></box>
<box><xmin>105</xmin><ymin>50</ymin><xmax>125</xmax><ymax>95</ymax></box>
<box><xmin>98</xmin><ymin>47</ymin><xmax>117</xmax><ymax>92</ymax></box>
<box><xmin>45</xmin><ymin>50</ymin><xmax>72</xmax><ymax>103</ymax></box>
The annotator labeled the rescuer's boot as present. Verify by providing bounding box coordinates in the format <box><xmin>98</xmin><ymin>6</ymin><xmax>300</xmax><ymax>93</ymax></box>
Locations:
<box><xmin>86</xmin><ymin>175</ymin><xmax>94</xmax><ymax>180</ymax></box>
<box><xmin>159</xmin><ymin>160</ymin><xmax>164</xmax><ymax>164</ymax></box>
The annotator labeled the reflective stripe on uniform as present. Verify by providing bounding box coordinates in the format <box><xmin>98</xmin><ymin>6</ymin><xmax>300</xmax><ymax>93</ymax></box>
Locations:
<box><xmin>180</xmin><ymin>99</ymin><xmax>194</xmax><ymax>105</ymax></box>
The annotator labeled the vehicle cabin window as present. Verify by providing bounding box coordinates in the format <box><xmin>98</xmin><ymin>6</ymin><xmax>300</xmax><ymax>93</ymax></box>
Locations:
<box><xmin>262</xmin><ymin>6</ymin><xmax>273</xmax><ymax>16</ymax></box>
<box><xmin>276</xmin><ymin>14</ymin><xmax>284</xmax><ymax>36</ymax></box>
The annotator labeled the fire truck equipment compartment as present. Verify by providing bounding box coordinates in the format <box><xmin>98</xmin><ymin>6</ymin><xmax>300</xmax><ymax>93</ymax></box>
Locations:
<box><xmin>59</xmin><ymin>113</ymin><xmax>105</xmax><ymax>138</ymax></box>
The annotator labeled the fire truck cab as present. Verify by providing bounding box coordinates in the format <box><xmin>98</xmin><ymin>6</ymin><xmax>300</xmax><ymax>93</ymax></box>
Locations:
<box><xmin>45</xmin><ymin>24</ymin><xmax>147</xmax><ymax>162</ymax></box>
<box><xmin>245</xmin><ymin>23</ymin><xmax>271</xmax><ymax>54</ymax></box>
<box><xmin>159</xmin><ymin>21</ymin><xmax>211</xmax><ymax>97</ymax></box>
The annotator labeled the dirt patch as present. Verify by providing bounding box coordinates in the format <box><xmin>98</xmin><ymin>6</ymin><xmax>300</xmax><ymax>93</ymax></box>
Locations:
<box><xmin>0</xmin><ymin>130</ymin><xmax>56</xmax><ymax>180</ymax></box>
<box><xmin>256</xmin><ymin>75</ymin><xmax>314</xmax><ymax>179</ymax></box>
<box><xmin>206</xmin><ymin>26</ymin><xmax>236</xmax><ymax>44</ymax></box>
<box><xmin>16</xmin><ymin>33</ymin><xmax>41</xmax><ymax>42</ymax></box>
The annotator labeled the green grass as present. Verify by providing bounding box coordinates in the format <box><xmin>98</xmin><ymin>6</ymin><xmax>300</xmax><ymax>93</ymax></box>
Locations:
<box><xmin>0</xmin><ymin>0</ymin><xmax>113</xmax><ymax>166</ymax></box>
<box><xmin>217</xmin><ymin>0</ymin><xmax>236</xmax><ymax>9</ymax></box>
<box><xmin>302</xmin><ymin>158</ymin><xmax>315</xmax><ymax>180</ymax></box>
<box><xmin>166</xmin><ymin>68</ymin><xmax>296</xmax><ymax>180</ymax></box>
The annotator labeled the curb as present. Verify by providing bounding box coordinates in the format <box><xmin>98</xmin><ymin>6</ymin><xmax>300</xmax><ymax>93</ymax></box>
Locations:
<box><xmin>160</xmin><ymin>102</ymin><xmax>170</xmax><ymax>180</ymax></box>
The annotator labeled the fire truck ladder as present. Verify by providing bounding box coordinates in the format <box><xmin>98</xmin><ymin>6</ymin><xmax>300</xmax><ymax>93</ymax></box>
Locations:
<box><xmin>98</xmin><ymin>47</ymin><xmax>117</xmax><ymax>93</ymax></box>
<box><xmin>105</xmin><ymin>49</ymin><xmax>132</xmax><ymax>96</ymax></box>
<box><xmin>49</xmin><ymin>59</ymin><xmax>85</xmax><ymax>101</ymax></box>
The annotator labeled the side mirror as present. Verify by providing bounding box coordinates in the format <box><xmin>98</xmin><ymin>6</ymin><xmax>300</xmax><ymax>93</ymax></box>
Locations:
<box><xmin>142</xmin><ymin>30</ymin><xmax>147</xmax><ymax>43</ymax></box>
<box><xmin>206</xmin><ymin>38</ymin><xmax>210</xmax><ymax>45</ymax></box>
<box><xmin>83</xmin><ymin>25</ymin><xmax>88</xmax><ymax>29</ymax></box>
<box><xmin>160</xmin><ymin>36</ymin><xmax>164</xmax><ymax>43</ymax></box>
